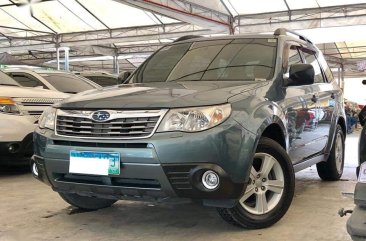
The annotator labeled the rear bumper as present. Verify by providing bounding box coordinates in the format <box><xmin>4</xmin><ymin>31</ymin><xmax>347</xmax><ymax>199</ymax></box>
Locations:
<box><xmin>0</xmin><ymin>133</ymin><xmax>33</xmax><ymax>165</ymax></box>
<box><xmin>33</xmin><ymin>119</ymin><xmax>255</xmax><ymax>207</ymax></box>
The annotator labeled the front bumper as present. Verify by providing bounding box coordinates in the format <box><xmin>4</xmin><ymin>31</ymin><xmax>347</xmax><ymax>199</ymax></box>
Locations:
<box><xmin>33</xmin><ymin>119</ymin><xmax>255</xmax><ymax>207</ymax></box>
<box><xmin>0</xmin><ymin>133</ymin><xmax>33</xmax><ymax>165</ymax></box>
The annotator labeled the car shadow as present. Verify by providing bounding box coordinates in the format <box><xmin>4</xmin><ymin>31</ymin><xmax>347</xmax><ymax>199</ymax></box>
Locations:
<box><xmin>0</xmin><ymin>165</ymin><xmax>30</xmax><ymax>177</ymax></box>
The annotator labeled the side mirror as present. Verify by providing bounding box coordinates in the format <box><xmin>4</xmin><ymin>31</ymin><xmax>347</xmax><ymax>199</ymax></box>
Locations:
<box><xmin>286</xmin><ymin>64</ymin><xmax>315</xmax><ymax>87</ymax></box>
<box><xmin>362</xmin><ymin>79</ymin><xmax>366</xmax><ymax>85</ymax></box>
<box><xmin>118</xmin><ymin>71</ymin><xmax>131</xmax><ymax>84</ymax></box>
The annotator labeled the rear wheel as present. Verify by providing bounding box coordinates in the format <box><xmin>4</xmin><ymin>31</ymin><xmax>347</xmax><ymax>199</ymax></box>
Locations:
<box><xmin>316</xmin><ymin>124</ymin><xmax>345</xmax><ymax>181</ymax></box>
<box><xmin>217</xmin><ymin>137</ymin><xmax>295</xmax><ymax>229</ymax></box>
<box><xmin>59</xmin><ymin>193</ymin><xmax>117</xmax><ymax>210</ymax></box>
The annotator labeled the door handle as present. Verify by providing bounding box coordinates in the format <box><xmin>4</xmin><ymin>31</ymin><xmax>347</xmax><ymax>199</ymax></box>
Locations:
<box><xmin>331</xmin><ymin>93</ymin><xmax>335</xmax><ymax>99</ymax></box>
<box><xmin>311</xmin><ymin>95</ymin><xmax>318</xmax><ymax>103</ymax></box>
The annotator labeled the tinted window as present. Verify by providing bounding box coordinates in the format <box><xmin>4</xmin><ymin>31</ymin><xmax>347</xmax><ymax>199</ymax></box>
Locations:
<box><xmin>85</xmin><ymin>76</ymin><xmax>117</xmax><ymax>87</ymax></box>
<box><xmin>40</xmin><ymin>73</ymin><xmax>95</xmax><ymax>93</ymax></box>
<box><xmin>301</xmin><ymin>50</ymin><xmax>325</xmax><ymax>83</ymax></box>
<box><xmin>287</xmin><ymin>46</ymin><xmax>302</xmax><ymax>73</ymax></box>
<box><xmin>11</xmin><ymin>73</ymin><xmax>48</xmax><ymax>88</ymax></box>
<box><xmin>129</xmin><ymin>38</ymin><xmax>277</xmax><ymax>83</ymax></box>
<box><xmin>0</xmin><ymin>71</ymin><xmax>20</xmax><ymax>86</ymax></box>
<box><xmin>317</xmin><ymin>52</ymin><xmax>334</xmax><ymax>82</ymax></box>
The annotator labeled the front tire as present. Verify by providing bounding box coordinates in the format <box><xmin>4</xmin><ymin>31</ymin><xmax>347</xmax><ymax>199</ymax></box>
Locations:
<box><xmin>59</xmin><ymin>192</ymin><xmax>117</xmax><ymax>210</ymax></box>
<box><xmin>217</xmin><ymin>137</ymin><xmax>295</xmax><ymax>229</ymax></box>
<box><xmin>316</xmin><ymin>124</ymin><xmax>345</xmax><ymax>181</ymax></box>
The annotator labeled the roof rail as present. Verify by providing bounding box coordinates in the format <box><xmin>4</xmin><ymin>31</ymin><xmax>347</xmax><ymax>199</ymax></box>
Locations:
<box><xmin>173</xmin><ymin>35</ymin><xmax>203</xmax><ymax>42</ymax></box>
<box><xmin>274</xmin><ymin>28</ymin><xmax>312</xmax><ymax>44</ymax></box>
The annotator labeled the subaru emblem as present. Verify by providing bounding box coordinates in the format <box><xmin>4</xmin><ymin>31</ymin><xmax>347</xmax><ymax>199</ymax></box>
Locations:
<box><xmin>91</xmin><ymin>111</ymin><xmax>111</xmax><ymax>122</ymax></box>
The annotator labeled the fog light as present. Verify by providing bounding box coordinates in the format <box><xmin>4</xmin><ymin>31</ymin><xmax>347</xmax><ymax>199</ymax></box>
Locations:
<box><xmin>202</xmin><ymin>170</ymin><xmax>219</xmax><ymax>190</ymax></box>
<box><xmin>32</xmin><ymin>163</ymin><xmax>39</xmax><ymax>176</ymax></box>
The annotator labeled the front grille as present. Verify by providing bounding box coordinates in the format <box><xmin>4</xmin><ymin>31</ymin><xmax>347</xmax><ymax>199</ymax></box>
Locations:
<box><xmin>56</xmin><ymin>173</ymin><xmax>161</xmax><ymax>189</ymax></box>
<box><xmin>28</xmin><ymin>110</ymin><xmax>43</xmax><ymax>116</ymax></box>
<box><xmin>18</xmin><ymin>98</ymin><xmax>64</xmax><ymax>106</ymax></box>
<box><xmin>55</xmin><ymin>109</ymin><xmax>166</xmax><ymax>139</ymax></box>
<box><xmin>13</xmin><ymin>98</ymin><xmax>64</xmax><ymax>120</ymax></box>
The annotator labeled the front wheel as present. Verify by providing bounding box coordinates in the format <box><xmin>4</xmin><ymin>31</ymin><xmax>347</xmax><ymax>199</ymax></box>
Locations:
<box><xmin>316</xmin><ymin>124</ymin><xmax>345</xmax><ymax>181</ymax></box>
<box><xmin>59</xmin><ymin>192</ymin><xmax>117</xmax><ymax>210</ymax></box>
<box><xmin>217</xmin><ymin>137</ymin><xmax>295</xmax><ymax>229</ymax></box>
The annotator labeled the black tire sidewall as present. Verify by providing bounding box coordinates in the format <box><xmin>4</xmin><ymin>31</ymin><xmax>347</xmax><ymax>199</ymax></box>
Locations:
<box><xmin>317</xmin><ymin>124</ymin><xmax>345</xmax><ymax>180</ymax></box>
<box><xmin>230</xmin><ymin>137</ymin><xmax>295</xmax><ymax>228</ymax></box>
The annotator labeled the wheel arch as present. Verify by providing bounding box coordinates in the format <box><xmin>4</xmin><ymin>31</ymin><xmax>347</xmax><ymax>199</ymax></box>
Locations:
<box><xmin>242</xmin><ymin>116</ymin><xmax>288</xmax><ymax>184</ymax></box>
<box><xmin>256</xmin><ymin>116</ymin><xmax>287</xmax><ymax>151</ymax></box>
<box><xmin>337</xmin><ymin>116</ymin><xmax>347</xmax><ymax>138</ymax></box>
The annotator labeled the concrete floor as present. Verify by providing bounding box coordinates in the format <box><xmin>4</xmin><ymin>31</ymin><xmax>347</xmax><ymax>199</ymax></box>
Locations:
<box><xmin>0</xmin><ymin>130</ymin><xmax>361</xmax><ymax>241</ymax></box>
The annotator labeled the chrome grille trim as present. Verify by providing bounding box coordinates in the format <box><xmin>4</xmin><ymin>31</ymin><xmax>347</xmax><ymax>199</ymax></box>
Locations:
<box><xmin>14</xmin><ymin>98</ymin><xmax>63</xmax><ymax>106</ymax></box>
<box><xmin>55</xmin><ymin>109</ymin><xmax>168</xmax><ymax>139</ymax></box>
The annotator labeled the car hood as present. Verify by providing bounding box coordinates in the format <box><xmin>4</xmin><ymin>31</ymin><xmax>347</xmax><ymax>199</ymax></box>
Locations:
<box><xmin>0</xmin><ymin>86</ymin><xmax>69</xmax><ymax>99</ymax></box>
<box><xmin>57</xmin><ymin>81</ymin><xmax>268</xmax><ymax>109</ymax></box>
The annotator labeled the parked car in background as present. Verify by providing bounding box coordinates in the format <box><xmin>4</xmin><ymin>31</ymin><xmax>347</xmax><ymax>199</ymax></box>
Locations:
<box><xmin>32</xmin><ymin>29</ymin><xmax>346</xmax><ymax>229</ymax></box>
<box><xmin>0</xmin><ymin>70</ymin><xmax>68</xmax><ymax>165</ymax></box>
<box><xmin>75</xmin><ymin>71</ymin><xmax>132</xmax><ymax>87</ymax></box>
<box><xmin>76</xmin><ymin>71</ymin><xmax>118</xmax><ymax>87</ymax></box>
<box><xmin>4</xmin><ymin>69</ymin><xmax>100</xmax><ymax>94</ymax></box>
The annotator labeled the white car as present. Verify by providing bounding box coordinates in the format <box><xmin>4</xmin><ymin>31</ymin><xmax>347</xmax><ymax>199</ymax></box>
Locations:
<box><xmin>4</xmin><ymin>69</ymin><xmax>100</xmax><ymax>94</ymax></box>
<box><xmin>0</xmin><ymin>70</ymin><xmax>68</xmax><ymax>165</ymax></box>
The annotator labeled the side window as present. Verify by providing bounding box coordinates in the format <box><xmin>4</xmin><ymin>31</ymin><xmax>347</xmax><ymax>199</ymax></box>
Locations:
<box><xmin>317</xmin><ymin>52</ymin><xmax>334</xmax><ymax>82</ymax></box>
<box><xmin>287</xmin><ymin>46</ymin><xmax>302</xmax><ymax>73</ymax></box>
<box><xmin>301</xmin><ymin>50</ymin><xmax>325</xmax><ymax>83</ymax></box>
<box><xmin>10</xmin><ymin>73</ymin><xmax>48</xmax><ymax>88</ymax></box>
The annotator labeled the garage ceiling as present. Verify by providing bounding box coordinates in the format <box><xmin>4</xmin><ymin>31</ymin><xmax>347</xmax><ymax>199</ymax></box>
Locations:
<box><xmin>0</xmin><ymin>0</ymin><xmax>366</xmax><ymax>74</ymax></box>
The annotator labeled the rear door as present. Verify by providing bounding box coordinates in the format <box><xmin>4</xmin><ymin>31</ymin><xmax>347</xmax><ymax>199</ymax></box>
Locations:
<box><xmin>300</xmin><ymin>49</ymin><xmax>333</xmax><ymax>155</ymax></box>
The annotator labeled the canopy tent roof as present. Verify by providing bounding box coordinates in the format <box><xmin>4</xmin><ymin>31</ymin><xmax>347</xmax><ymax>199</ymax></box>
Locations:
<box><xmin>0</xmin><ymin>0</ymin><xmax>366</xmax><ymax>75</ymax></box>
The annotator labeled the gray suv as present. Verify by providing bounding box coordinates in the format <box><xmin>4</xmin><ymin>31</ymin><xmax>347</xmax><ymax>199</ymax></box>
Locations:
<box><xmin>32</xmin><ymin>28</ymin><xmax>346</xmax><ymax>229</ymax></box>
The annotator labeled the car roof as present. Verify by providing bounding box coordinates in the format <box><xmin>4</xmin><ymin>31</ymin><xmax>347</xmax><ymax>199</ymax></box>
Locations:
<box><xmin>3</xmin><ymin>68</ymin><xmax>73</xmax><ymax>75</ymax></box>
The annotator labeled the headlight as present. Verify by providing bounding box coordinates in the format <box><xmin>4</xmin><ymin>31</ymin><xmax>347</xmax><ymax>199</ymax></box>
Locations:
<box><xmin>157</xmin><ymin>104</ymin><xmax>231</xmax><ymax>132</ymax></box>
<box><xmin>0</xmin><ymin>97</ymin><xmax>21</xmax><ymax>115</ymax></box>
<box><xmin>39</xmin><ymin>107</ymin><xmax>56</xmax><ymax>130</ymax></box>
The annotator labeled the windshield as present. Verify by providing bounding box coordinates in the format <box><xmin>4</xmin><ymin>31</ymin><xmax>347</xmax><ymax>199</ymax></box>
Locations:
<box><xmin>0</xmin><ymin>71</ymin><xmax>20</xmax><ymax>86</ymax></box>
<box><xmin>84</xmin><ymin>75</ymin><xmax>117</xmax><ymax>87</ymax></box>
<box><xmin>128</xmin><ymin>38</ymin><xmax>277</xmax><ymax>83</ymax></box>
<box><xmin>40</xmin><ymin>73</ymin><xmax>96</xmax><ymax>93</ymax></box>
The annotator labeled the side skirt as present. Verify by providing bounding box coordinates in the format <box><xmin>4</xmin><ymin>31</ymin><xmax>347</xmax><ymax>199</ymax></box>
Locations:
<box><xmin>293</xmin><ymin>154</ymin><xmax>326</xmax><ymax>173</ymax></box>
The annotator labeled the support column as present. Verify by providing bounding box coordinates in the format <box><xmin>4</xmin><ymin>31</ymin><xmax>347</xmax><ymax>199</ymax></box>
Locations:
<box><xmin>112</xmin><ymin>49</ymin><xmax>120</xmax><ymax>75</ymax></box>
<box><xmin>64</xmin><ymin>47</ymin><xmax>70</xmax><ymax>72</ymax></box>
<box><xmin>56</xmin><ymin>47</ymin><xmax>60</xmax><ymax>70</ymax></box>
<box><xmin>341</xmin><ymin>64</ymin><xmax>345</xmax><ymax>91</ymax></box>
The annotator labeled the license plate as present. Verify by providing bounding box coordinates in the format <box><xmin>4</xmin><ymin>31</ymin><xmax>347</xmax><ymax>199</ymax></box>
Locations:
<box><xmin>69</xmin><ymin>151</ymin><xmax>120</xmax><ymax>175</ymax></box>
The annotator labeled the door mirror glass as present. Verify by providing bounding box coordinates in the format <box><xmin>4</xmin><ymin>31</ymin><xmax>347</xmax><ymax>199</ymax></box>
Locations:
<box><xmin>118</xmin><ymin>71</ymin><xmax>131</xmax><ymax>84</ymax></box>
<box><xmin>286</xmin><ymin>64</ymin><xmax>315</xmax><ymax>87</ymax></box>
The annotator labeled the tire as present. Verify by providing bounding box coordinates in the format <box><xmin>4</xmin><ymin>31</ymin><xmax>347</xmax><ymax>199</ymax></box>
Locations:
<box><xmin>217</xmin><ymin>137</ymin><xmax>295</xmax><ymax>229</ymax></box>
<box><xmin>59</xmin><ymin>192</ymin><xmax>117</xmax><ymax>210</ymax></box>
<box><xmin>316</xmin><ymin>124</ymin><xmax>345</xmax><ymax>181</ymax></box>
